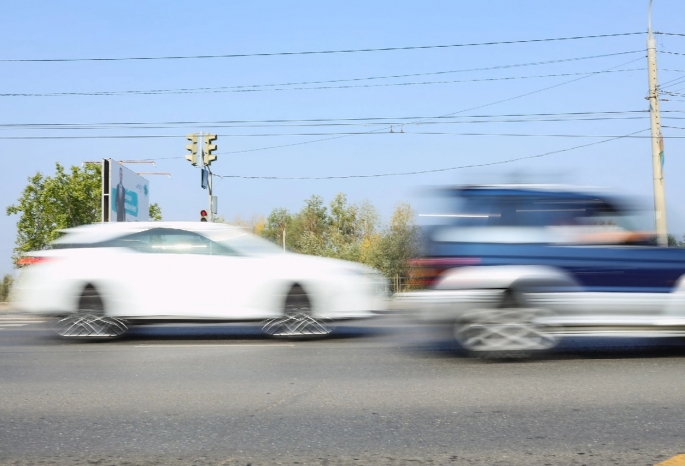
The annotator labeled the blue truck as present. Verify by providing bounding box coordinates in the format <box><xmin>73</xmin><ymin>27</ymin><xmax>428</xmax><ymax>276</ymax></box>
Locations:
<box><xmin>397</xmin><ymin>185</ymin><xmax>685</xmax><ymax>357</ymax></box>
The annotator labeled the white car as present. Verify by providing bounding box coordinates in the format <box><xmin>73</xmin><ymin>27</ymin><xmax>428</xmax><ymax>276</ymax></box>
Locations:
<box><xmin>11</xmin><ymin>222</ymin><xmax>388</xmax><ymax>338</ymax></box>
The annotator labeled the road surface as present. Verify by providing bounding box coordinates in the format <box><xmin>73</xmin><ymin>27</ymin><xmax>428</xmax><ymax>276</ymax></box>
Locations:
<box><xmin>1</xmin><ymin>314</ymin><xmax>685</xmax><ymax>465</ymax></box>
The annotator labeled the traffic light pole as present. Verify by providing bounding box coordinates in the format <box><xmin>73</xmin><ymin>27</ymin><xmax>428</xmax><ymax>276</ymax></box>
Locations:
<box><xmin>647</xmin><ymin>0</ymin><xmax>667</xmax><ymax>246</ymax></box>
<box><xmin>199</xmin><ymin>131</ymin><xmax>210</xmax><ymax>222</ymax></box>
<box><xmin>208</xmin><ymin>168</ymin><xmax>213</xmax><ymax>222</ymax></box>
<box><xmin>185</xmin><ymin>132</ymin><xmax>218</xmax><ymax>222</ymax></box>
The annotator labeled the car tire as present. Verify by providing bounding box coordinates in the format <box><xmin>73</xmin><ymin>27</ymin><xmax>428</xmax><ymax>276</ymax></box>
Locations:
<box><xmin>453</xmin><ymin>289</ymin><xmax>557</xmax><ymax>359</ymax></box>
<box><xmin>261</xmin><ymin>285</ymin><xmax>333</xmax><ymax>338</ymax></box>
<box><xmin>54</xmin><ymin>285</ymin><xmax>129</xmax><ymax>340</ymax></box>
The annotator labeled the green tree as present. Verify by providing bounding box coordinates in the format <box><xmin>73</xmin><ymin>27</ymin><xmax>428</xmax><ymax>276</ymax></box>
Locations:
<box><xmin>261</xmin><ymin>208</ymin><xmax>292</xmax><ymax>249</ymax></box>
<box><xmin>365</xmin><ymin>203</ymin><xmax>421</xmax><ymax>291</ymax></box>
<box><xmin>149</xmin><ymin>203</ymin><xmax>163</xmax><ymax>221</ymax></box>
<box><xmin>6</xmin><ymin>163</ymin><xmax>101</xmax><ymax>262</ymax></box>
<box><xmin>288</xmin><ymin>195</ymin><xmax>330</xmax><ymax>256</ymax></box>
<box><xmin>257</xmin><ymin>194</ymin><xmax>418</xmax><ymax>291</ymax></box>
<box><xmin>0</xmin><ymin>274</ymin><xmax>13</xmax><ymax>302</ymax></box>
<box><xmin>328</xmin><ymin>193</ymin><xmax>361</xmax><ymax>261</ymax></box>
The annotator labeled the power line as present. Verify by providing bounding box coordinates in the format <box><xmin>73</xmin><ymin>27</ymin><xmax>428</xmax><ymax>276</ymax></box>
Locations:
<box><xmin>1</xmin><ymin>110</ymin><xmax>664</xmax><ymax>128</ymax></box>
<box><xmin>212</xmin><ymin>58</ymin><xmax>641</xmax><ymax>155</ymax></box>
<box><xmin>659</xmin><ymin>75</ymin><xmax>685</xmax><ymax>89</ymax></box>
<box><xmin>211</xmin><ymin>129</ymin><xmax>650</xmax><ymax>180</ymax></box>
<box><xmin>217</xmin><ymin>57</ymin><xmax>646</xmax><ymax>155</ymax></box>
<box><xmin>0</xmin><ymin>116</ymin><xmax>657</xmax><ymax>132</ymax></box>
<box><xmin>2</xmin><ymin>131</ymin><xmax>674</xmax><ymax>140</ymax></box>
<box><xmin>0</xmin><ymin>69</ymin><xmax>643</xmax><ymax>97</ymax></box>
<box><xmin>405</xmin><ymin>57</ymin><xmax>644</xmax><ymax>126</ymax></box>
<box><xmin>0</xmin><ymin>51</ymin><xmax>644</xmax><ymax>97</ymax></box>
<box><xmin>0</xmin><ymin>32</ymin><xmax>644</xmax><ymax>63</ymax></box>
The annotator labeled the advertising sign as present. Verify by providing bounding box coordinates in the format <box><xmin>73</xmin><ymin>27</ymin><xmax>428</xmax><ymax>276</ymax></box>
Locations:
<box><xmin>102</xmin><ymin>159</ymin><xmax>150</xmax><ymax>222</ymax></box>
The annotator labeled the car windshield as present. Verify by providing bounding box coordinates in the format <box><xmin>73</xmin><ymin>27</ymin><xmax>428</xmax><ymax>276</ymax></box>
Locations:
<box><xmin>201</xmin><ymin>229</ymin><xmax>284</xmax><ymax>256</ymax></box>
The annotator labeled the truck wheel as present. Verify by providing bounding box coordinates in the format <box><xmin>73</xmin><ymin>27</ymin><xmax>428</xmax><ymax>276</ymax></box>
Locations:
<box><xmin>454</xmin><ymin>290</ymin><xmax>557</xmax><ymax>359</ymax></box>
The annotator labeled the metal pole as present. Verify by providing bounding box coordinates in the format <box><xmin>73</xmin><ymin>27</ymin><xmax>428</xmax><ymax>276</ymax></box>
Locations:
<box><xmin>647</xmin><ymin>0</ymin><xmax>668</xmax><ymax>245</ymax></box>
<box><xmin>208</xmin><ymin>169</ymin><xmax>213</xmax><ymax>222</ymax></box>
<box><xmin>199</xmin><ymin>131</ymin><xmax>212</xmax><ymax>222</ymax></box>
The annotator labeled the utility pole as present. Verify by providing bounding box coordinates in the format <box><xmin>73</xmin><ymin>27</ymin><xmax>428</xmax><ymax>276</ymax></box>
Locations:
<box><xmin>647</xmin><ymin>0</ymin><xmax>667</xmax><ymax>245</ymax></box>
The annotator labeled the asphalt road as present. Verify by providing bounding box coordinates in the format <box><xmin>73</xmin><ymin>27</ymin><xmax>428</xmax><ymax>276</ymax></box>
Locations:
<box><xmin>1</xmin><ymin>315</ymin><xmax>685</xmax><ymax>466</ymax></box>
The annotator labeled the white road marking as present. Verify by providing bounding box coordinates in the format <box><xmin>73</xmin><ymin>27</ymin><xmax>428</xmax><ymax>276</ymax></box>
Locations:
<box><xmin>0</xmin><ymin>323</ymin><xmax>29</xmax><ymax>327</ymax></box>
<box><xmin>135</xmin><ymin>344</ymin><xmax>296</xmax><ymax>348</ymax></box>
<box><xmin>0</xmin><ymin>320</ymin><xmax>45</xmax><ymax>323</ymax></box>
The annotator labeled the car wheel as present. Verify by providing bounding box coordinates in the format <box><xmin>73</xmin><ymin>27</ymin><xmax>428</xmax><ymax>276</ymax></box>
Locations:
<box><xmin>454</xmin><ymin>289</ymin><xmax>557</xmax><ymax>359</ymax></box>
<box><xmin>54</xmin><ymin>286</ymin><xmax>129</xmax><ymax>339</ymax></box>
<box><xmin>261</xmin><ymin>285</ymin><xmax>333</xmax><ymax>338</ymax></box>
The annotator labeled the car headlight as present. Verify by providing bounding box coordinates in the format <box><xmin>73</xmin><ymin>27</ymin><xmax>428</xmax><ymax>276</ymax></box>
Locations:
<box><xmin>365</xmin><ymin>271</ymin><xmax>390</xmax><ymax>297</ymax></box>
<box><xmin>343</xmin><ymin>268</ymin><xmax>389</xmax><ymax>297</ymax></box>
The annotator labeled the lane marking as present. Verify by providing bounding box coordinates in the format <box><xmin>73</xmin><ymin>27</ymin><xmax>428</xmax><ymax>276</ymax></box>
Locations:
<box><xmin>656</xmin><ymin>455</ymin><xmax>685</xmax><ymax>466</ymax></box>
<box><xmin>0</xmin><ymin>323</ymin><xmax>29</xmax><ymax>327</ymax></box>
<box><xmin>0</xmin><ymin>320</ymin><xmax>45</xmax><ymax>324</ymax></box>
<box><xmin>134</xmin><ymin>344</ymin><xmax>296</xmax><ymax>348</ymax></box>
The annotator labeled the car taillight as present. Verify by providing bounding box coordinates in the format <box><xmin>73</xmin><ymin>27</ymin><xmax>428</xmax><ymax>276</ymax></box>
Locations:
<box><xmin>16</xmin><ymin>256</ymin><xmax>53</xmax><ymax>267</ymax></box>
<box><xmin>408</xmin><ymin>257</ymin><xmax>481</xmax><ymax>288</ymax></box>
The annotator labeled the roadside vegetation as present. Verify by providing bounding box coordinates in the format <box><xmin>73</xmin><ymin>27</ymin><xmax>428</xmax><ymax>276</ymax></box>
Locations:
<box><xmin>0</xmin><ymin>274</ymin><xmax>13</xmax><ymax>302</ymax></box>
<box><xmin>225</xmin><ymin>193</ymin><xmax>421</xmax><ymax>292</ymax></box>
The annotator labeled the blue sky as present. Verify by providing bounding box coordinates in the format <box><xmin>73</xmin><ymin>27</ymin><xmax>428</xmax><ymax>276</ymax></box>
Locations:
<box><xmin>1</xmin><ymin>0</ymin><xmax>685</xmax><ymax>273</ymax></box>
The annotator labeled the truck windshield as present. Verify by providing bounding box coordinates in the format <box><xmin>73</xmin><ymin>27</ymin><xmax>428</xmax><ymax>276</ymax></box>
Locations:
<box><xmin>426</xmin><ymin>194</ymin><xmax>641</xmax><ymax>230</ymax></box>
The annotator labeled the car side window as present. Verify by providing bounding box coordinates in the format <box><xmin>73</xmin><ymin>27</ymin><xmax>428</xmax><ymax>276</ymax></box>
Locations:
<box><xmin>104</xmin><ymin>229</ymin><xmax>237</xmax><ymax>256</ymax></box>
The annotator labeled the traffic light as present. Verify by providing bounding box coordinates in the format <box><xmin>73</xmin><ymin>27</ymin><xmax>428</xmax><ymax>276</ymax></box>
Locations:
<box><xmin>185</xmin><ymin>134</ymin><xmax>198</xmax><ymax>166</ymax></box>
<box><xmin>203</xmin><ymin>134</ymin><xmax>217</xmax><ymax>166</ymax></box>
<box><xmin>200</xmin><ymin>209</ymin><xmax>208</xmax><ymax>222</ymax></box>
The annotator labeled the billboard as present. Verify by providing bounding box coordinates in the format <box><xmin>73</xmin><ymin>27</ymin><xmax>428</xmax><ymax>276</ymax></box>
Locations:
<box><xmin>102</xmin><ymin>159</ymin><xmax>150</xmax><ymax>222</ymax></box>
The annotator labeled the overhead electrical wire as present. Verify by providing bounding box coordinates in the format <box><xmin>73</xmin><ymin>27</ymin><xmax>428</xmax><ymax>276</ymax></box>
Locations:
<box><xmin>0</xmin><ymin>131</ymin><xmax>676</xmax><ymax>140</ymax></box>
<box><xmin>2</xmin><ymin>110</ymin><xmax>666</xmax><ymax>129</ymax></box>
<box><xmin>0</xmin><ymin>32</ymin><xmax>644</xmax><ymax>63</ymax></box>
<box><xmin>386</xmin><ymin>57</ymin><xmax>645</xmax><ymax>128</ymax></box>
<box><xmin>0</xmin><ymin>50</ymin><xmax>644</xmax><ymax>97</ymax></box>
<box><xmin>0</xmin><ymin>116</ymin><xmax>659</xmax><ymax>131</ymax></box>
<box><xmin>215</xmin><ymin>57</ymin><xmax>646</xmax><ymax>155</ymax></box>
<box><xmin>1</xmin><ymin>55</ymin><xmax>667</xmax><ymax>169</ymax></box>
<box><xmin>211</xmin><ymin>129</ymin><xmax>650</xmax><ymax>180</ymax></box>
<box><xmin>659</xmin><ymin>75</ymin><xmax>685</xmax><ymax>89</ymax></box>
<box><xmin>0</xmin><ymin>69</ymin><xmax>643</xmax><ymax>97</ymax></box>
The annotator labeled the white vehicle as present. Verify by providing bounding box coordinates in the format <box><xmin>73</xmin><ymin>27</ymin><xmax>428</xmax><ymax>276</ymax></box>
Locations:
<box><xmin>11</xmin><ymin>222</ymin><xmax>388</xmax><ymax>338</ymax></box>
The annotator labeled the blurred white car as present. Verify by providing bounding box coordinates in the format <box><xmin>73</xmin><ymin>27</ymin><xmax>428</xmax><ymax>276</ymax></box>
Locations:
<box><xmin>11</xmin><ymin>222</ymin><xmax>388</xmax><ymax>338</ymax></box>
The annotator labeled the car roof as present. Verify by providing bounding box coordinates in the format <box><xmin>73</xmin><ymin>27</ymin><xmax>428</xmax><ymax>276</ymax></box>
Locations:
<box><xmin>54</xmin><ymin>222</ymin><xmax>244</xmax><ymax>245</ymax></box>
